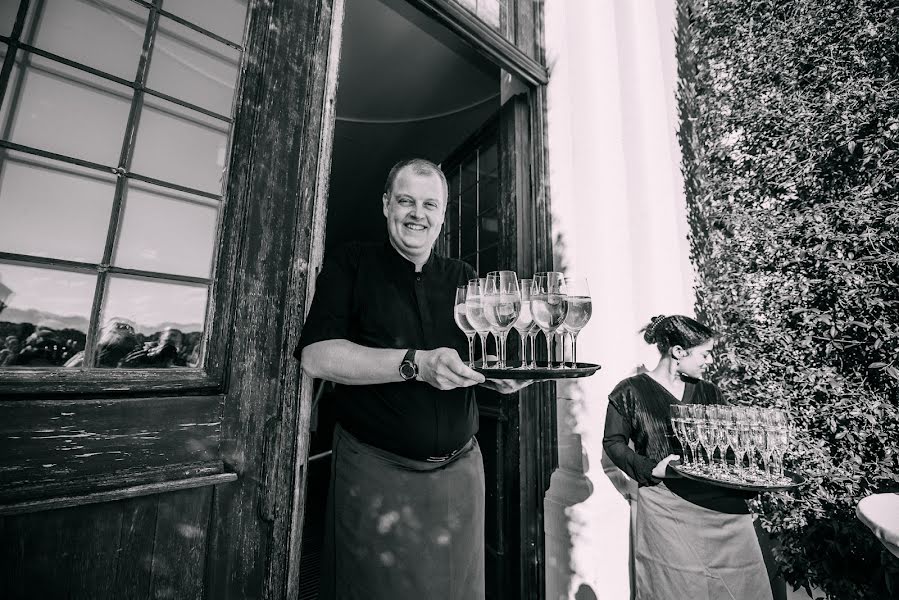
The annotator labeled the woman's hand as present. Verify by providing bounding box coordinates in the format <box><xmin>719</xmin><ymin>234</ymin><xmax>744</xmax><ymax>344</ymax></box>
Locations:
<box><xmin>651</xmin><ymin>454</ymin><xmax>681</xmax><ymax>479</ymax></box>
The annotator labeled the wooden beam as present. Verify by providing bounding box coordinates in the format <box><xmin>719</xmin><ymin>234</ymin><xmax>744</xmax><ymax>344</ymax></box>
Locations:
<box><xmin>0</xmin><ymin>471</ymin><xmax>236</xmax><ymax>516</ymax></box>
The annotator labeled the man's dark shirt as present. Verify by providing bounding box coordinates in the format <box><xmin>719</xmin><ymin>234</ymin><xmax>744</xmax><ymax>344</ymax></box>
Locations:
<box><xmin>294</xmin><ymin>241</ymin><xmax>479</xmax><ymax>460</ymax></box>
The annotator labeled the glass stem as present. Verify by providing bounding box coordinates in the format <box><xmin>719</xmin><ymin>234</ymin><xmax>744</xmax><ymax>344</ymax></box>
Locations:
<box><xmin>528</xmin><ymin>333</ymin><xmax>537</xmax><ymax>369</ymax></box>
<box><xmin>497</xmin><ymin>332</ymin><xmax>506</xmax><ymax>369</ymax></box>
<box><xmin>466</xmin><ymin>334</ymin><xmax>475</xmax><ymax>367</ymax></box>
<box><xmin>544</xmin><ymin>330</ymin><xmax>554</xmax><ymax>369</ymax></box>
<box><xmin>479</xmin><ymin>334</ymin><xmax>488</xmax><ymax>368</ymax></box>
<box><xmin>570</xmin><ymin>331</ymin><xmax>578</xmax><ymax>367</ymax></box>
<box><xmin>518</xmin><ymin>333</ymin><xmax>526</xmax><ymax>369</ymax></box>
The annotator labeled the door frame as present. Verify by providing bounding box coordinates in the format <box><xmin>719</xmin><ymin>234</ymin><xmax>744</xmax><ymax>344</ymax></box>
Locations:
<box><xmin>286</xmin><ymin>1</ymin><xmax>554</xmax><ymax>598</ymax></box>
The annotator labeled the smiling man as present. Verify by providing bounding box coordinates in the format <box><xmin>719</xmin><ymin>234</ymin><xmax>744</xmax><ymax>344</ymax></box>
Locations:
<box><xmin>295</xmin><ymin>158</ymin><xmax>528</xmax><ymax>600</ymax></box>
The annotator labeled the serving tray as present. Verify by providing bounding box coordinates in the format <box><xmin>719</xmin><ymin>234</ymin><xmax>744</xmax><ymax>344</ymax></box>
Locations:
<box><xmin>671</xmin><ymin>463</ymin><xmax>805</xmax><ymax>492</ymax></box>
<box><xmin>473</xmin><ymin>361</ymin><xmax>600</xmax><ymax>379</ymax></box>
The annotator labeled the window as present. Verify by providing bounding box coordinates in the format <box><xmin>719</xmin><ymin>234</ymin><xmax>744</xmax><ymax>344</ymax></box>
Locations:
<box><xmin>441</xmin><ymin>118</ymin><xmax>500</xmax><ymax>275</ymax></box>
<box><xmin>451</xmin><ymin>0</ymin><xmax>504</xmax><ymax>31</ymax></box>
<box><xmin>0</xmin><ymin>0</ymin><xmax>248</xmax><ymax>372</ymax></box>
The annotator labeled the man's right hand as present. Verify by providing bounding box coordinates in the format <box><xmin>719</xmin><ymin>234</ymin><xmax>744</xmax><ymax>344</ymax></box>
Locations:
<box><xmin>416</xmin><ymin>347</ymin><xmax>486</xmax><ymax>390</ymax></box>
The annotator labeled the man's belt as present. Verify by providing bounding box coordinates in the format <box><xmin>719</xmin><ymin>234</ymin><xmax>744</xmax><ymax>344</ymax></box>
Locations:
<box><xmin>425</xmin><ymin>439</ymin><xmax>471</xmax><ymax>463</ymax></box>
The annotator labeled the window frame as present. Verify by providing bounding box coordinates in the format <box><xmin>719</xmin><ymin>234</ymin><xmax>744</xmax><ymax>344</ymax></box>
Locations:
<box><xmin>0</xmin><ymin>0</ymin><xmax>252</xmax><ymax>397</ymax></box>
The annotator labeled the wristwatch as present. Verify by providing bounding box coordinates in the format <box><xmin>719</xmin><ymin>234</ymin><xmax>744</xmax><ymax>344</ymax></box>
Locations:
<box><xmin>399</xmin><ymin>349</ymin><xmax>418</xmax><ymax>381</ymax></box>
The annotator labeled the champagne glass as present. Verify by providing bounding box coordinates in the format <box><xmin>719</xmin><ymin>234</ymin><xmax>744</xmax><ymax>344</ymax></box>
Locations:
<box><xmin>562</xmin><ymin>276</ymin><xmax>592</xmax><ymax>367</ymax></box>
<box><xmin>724</xmin><ymin>406</ymin><xmax>742</xmax><ymax>474</ymax></box>
<box><xmin>747</xmin><ymin>407</ymin><xmax>766</xmax><ymax>476</ymax></box>
<box><xmin>453</xmin><ymin>285</ymin><xmax>476</xmax><ymax>367</ymax></box>
<box><xmin>681</xmin><ymin>404</ymin><xmax>702</xmax><ymax>469</ymax></box>
<box><xmin>512</xmin><ymin>279</ymin><xmax>535</xmax><ymax>368</ymax></box>
<box><xmin>465</xmin><ymin>278</ymin><xmax>491</xmax><ymax>368</ymax></box>
<box><xmin>695</xmin><ymin>405</ymin><xmax>712</xmax><ymax>470</ymax></box>
<box><xmin>767</xmin><ymin>408</ymin><xmax>790</xmax><ymax>479</ymax></box>
<box><xmin>670</xmin><ymin>404</ymin><xmax>689</xmax><ymax>465</ymax></box>
<box><xmin>484</xmin><ymin>271</ymin><xmax>521</xmax><ymax>369</ymax></box>
<box><xmin>531</xmin><ymin>272</ymin><xmax>568</xmax><ymax>369</ymax></box>
<box><xmin>710</xmin><ymin>405</ymin><xmax>728</xmax><ymax>472</ymax></box>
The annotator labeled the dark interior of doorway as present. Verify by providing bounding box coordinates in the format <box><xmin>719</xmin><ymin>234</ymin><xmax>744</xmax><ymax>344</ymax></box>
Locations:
<box><xmin>298</xmin><ymin>0</ymin><xmax>500</xmax><ymax>596</ymax></box>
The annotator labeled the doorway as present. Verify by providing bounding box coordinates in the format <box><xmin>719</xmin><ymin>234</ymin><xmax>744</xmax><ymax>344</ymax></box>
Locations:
<box><xmin>298</xmin><ymin>0</ymin><xmax>501</xmax><ymax>596</ymax></box>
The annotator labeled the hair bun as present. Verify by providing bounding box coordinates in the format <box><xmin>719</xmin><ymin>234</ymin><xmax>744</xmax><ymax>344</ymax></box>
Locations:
<box><xmin>643</xmin><ymin>314</ymin><xmax>667</xmax><ymax>343</ymax></box>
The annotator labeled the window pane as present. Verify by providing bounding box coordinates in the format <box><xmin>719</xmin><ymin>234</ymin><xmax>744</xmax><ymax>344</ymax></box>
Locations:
<box><xmin>130</xmin><ymin>95</ymin><xmax>229</xmax><ymax>194</ymax></box>
<box><xmin>479</xmin><ymin>140</ymin><xmax>498</xmax><ymax>177</ymax></box>
<box><xmin>452</xmin><ymin>0</ymin><xmax>502</xmax><ymax>30</ymax></box>
<box><xmin>162</xmin><ymin>0</ymin><xmax>250</xmax><ymax>45</ymax></box>
<box><xmin>0</xmin><ymin>51</ymin><xmax>133</xmax><ymax>166</ymax></box>
<box><xmin>479</xmin><ymin>175</ymin><xmax>498</xmax><ymax>214</ymax></box>
<box><xmin>26</xmin><ymin>0</ymin><xmax>148</xmax><ymax>81</ymax></box>
<box><xmin>461</xmin><ymin>184</ymin><xmax>477</xmax><ymax>259</ymax></box>
<box><xmin>0</xmin><ymin>150</ymin><xmax>116</xmax><ymax>263</ymax></box>
<box><xmin>0</xmin><ymin>262</ymin><xmax>94</xmax><ymax>368</ymax></box>
<box><xmin>114</xmin><ymin>181</ymin><xmax>219</xmax><ymax>278</ymax></box>
<box><xmin>147</xmin><ymin>16</ymin><xmax>242</xmax><ymax>116</ymax></box>
<box><xmin>98</xmin><ymin>276</ymin><xmax>207</xmax><ymax>368</ymax></box>
<box><xmin>480</xmin><ymin>208</ymin><xmax>499</xmax><ymax>249</ymax></box>
<box><xmin>1</xmin><ymin>0</ymin><xmax>21</xmax><ymax>38</ymax></box>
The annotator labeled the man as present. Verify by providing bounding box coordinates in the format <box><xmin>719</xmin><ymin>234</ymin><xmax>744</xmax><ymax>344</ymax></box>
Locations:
<box><xmin>295</xmin><ymin>158</ymin><xmax>528</xmax><ymax>599</ymax></box>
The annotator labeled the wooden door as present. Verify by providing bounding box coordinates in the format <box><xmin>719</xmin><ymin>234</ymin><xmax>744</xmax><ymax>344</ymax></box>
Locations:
<box><xmin>0</xmin><ymin>1</ymin><xmax>339</xmax><ymax>598</ymax></box>
<box><xmin>438</xmin><ymin>82</ymin><xmax>555</xmax><ymax>600</ymax></box>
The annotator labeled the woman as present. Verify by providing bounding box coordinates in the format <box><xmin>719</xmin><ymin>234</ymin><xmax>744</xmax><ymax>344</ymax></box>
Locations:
<box><xmin>603</xmin><ymin>314</ymin><xmax>772</xmax><ymax>600</ymax></box>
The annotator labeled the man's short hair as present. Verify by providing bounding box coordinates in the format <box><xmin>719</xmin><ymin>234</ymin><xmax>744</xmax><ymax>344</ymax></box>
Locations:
<box><xmin>383</xmin><ymin>158</ymin><xmax>449</xmax><ymax>203</ymax></box>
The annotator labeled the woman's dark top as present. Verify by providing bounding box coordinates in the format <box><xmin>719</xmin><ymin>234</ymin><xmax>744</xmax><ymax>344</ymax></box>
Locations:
<box><xmin>602</xmin><ymin>373</ymin><xmax>754</xmax><ymax>514</ymax></box>
<box><xmin>295</xmin><ymin>241</ymin><xmax>478</xmax><ymax>460</ymax></box>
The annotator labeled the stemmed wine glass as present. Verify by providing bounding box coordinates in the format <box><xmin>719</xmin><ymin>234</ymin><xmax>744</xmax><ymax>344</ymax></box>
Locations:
<box><xmin>484</xmin><ymin>271</ymin><xmax>521</xmax><ymax>369</ymax></box>
<box><xmin>562</xmin><ymin>276</ymin><xmax>592</xmax><ymax>367</ymax></box>
<box><xmin>531</xmin><ymin>272</ymin><xmax>568</xmax><ymax>369</ymax></box>
<box><xmin>465</xmin><ymin>278</ymin><xmax>492</xmax><ymax>368</ymax></box>
<box><xmin>453</xmin><ymin>285</ymin><xmax>476</xmax><ymax>366</ymax></box>
<box><xmin>512</xmin><ymin>279</ymin><xmax>535</xmax><ymax>368</ymax></box>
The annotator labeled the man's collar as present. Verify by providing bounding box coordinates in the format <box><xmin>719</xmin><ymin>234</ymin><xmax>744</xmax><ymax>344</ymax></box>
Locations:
<box><xmin>382</xmin><ymin>240</ymin><xmax>437</xmax><ymax>274</ymax></box>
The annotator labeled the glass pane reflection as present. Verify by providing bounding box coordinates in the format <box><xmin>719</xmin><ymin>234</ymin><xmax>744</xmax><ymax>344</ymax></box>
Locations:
<box><xmin>0</xmin><ymin>262</ymin><xmax>94</xmax><ymax>368</ymax></box>
<box><xmin>147</xmin><ymin>16</ymin><xmax>242</xmax><ymax>116</ymax></box>
<box><xmin>0</xmin><ymin>52</ymin><xmax>133</xmax><ymax>166</ymax></box>
<box><xmin>98</xmin><ymin>275</ymin><xmax>207</xmax><ymax>368</ymax></box>
<box><xmin>114</xmin><ymin>181</ymin><xmax>219</xmax><ymax>278</ymax></box>
<box><xmin>28</xmin><ymin>0</ymin><xmax>148</xmax><ymax>81</ymax></box>
<box><xmin>130</xmin><ymin>95</ymin><xmax>229</xmax><ymax>194</ymax></box>
<box><xmin>162</xmin><ymin>0</ymin><xmax>250</xmax><ymax>45</ymax></box>
<box><xmin>0</xmin><ymin>150</ymin><xmax>116</xmax><ymax>263</ymax></box>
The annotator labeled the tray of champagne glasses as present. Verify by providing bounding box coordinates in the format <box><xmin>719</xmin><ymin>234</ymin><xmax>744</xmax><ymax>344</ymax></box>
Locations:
<box><xmin>472</xmin><ymin>361</ymin><xmax>601</xmax><ymax>379</ymax></box>
<box><xmin>670</xmin><ymin>462</ymin><xmax>805</xmax><ymax>493</ymax></box>
<box><xmin>668</xmin><ymin>404</ymin><xmax>805</xmax><ymax>492</ymax></box>
<box><xmin>455</xmin><ymin>271</ymin><xmax>599</xmax><ymax>381</ymax></box>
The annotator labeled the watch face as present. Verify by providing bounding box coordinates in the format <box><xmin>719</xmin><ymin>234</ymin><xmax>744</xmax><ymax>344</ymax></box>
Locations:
<box><xmin>400</xmin><ymin>361</ymin><xmax>416</xmax><ymax>380</ymax></box>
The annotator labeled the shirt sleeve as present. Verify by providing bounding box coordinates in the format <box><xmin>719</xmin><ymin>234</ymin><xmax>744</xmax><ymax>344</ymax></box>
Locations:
<box><xmin>602</xmin><ymin>384</ymin><xmax>660</xmax><ymax>486</ymax></box>
<box><xmin>293</xmin><ymin>244</ymin><xmax>359</xmax><ymax>359</ymax></box>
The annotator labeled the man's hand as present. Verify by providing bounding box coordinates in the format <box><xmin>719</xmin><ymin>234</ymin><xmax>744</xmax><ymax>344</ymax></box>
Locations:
<box><xmin>480</xmin><ymin>379</ymin><xmax>536</xmax><ymax>395</ymax></box>
<box><xmin>417</xmin><ymin>347</ymin><xmax>485</xmax><ymax>390</ymax></box>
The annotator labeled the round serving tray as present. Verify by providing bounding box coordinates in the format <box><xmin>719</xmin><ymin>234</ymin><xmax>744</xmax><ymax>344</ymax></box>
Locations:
<box><xmin>671</xmin><ymin>464</ymin><xmax>806</xmax><ymax>493</ymax></box>
<box><xmin>473</xmin><ymin>361</ymin><xmax>601</xmax><ymax>380</ymax></box>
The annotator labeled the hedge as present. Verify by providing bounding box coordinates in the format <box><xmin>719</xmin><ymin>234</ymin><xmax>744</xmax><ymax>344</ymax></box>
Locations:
<box><xmin>675</xmin><ymin>1</ymin><xmax>899</xmax><ymax>598</ymax></box>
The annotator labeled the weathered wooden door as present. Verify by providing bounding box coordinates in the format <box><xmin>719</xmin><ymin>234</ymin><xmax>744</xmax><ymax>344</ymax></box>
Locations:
<box><xmin>0</xmin><ymin>0</ymin><xmax>339</xmax><ymax>598</ymax></box>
